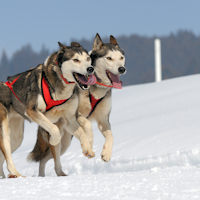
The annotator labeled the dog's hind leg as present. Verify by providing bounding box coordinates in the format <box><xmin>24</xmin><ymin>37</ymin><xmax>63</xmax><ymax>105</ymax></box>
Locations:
<box><xmin>39</xmin><ymin>120</ymin><xmax>72</xmax><ymax>177</ymax></box>
<box><xmin>38</xmin><ymin>139</ymin><xmax>64</xmax><ymax>177</ymax></box>
<box><xmin>52</xmin><ymin>127</ymin><xmax>73</xmax><ymax>176</ymax></box>
<box><xmin>9</xmin><ymin>115</ymin><xmax>24</xmax><ymax>154</ymax></box>
<box><xmin>50</xmin><ymin>142</ymin><xmax>66</xmax><ymax>176</ymax></box>
<box><xmin>0</xmin><ymin>151</ymin><xmax>5</xmax><ymax>178</ymax></box>
<box><xmin>49</xmin><ymin>121</ymin><xmax>72</xmax><ymax>176</ymax></box>
<box><xmin>0</xmin><ymin>105</ymin><xmax>23</xmax><ymax>177</ymax></box>
<box><xmin>39</xmin><ymin>134</ymin><xmax>72</xmax><ymax>177</ymax></box>
<box><xmin>38</xmin><ymin>148</ymin><xmax>52</xmax><ymax>177</ymax></box>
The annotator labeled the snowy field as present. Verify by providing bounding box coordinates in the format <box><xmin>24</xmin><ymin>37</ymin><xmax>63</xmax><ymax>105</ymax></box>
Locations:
<box><xmin>1</xmin><ymin>74</ymin><xmax>200</xmax><ymax>200</ymax></box>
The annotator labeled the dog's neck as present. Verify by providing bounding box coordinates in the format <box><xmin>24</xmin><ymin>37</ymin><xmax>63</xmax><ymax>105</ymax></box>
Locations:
<box><xmin>89</xmin><ymin>75</ymin><xmax>111</xmax><ymax>99</ymax></box>
<box><xmin>89</xmin><ymin>85</ymin><xmax>111</xmax><ymax>100</ymax></box>
<box><xmin>43</xmin><ymin>64</ymin><xmax>76</xmax><ymax>100</ymax></box>
<box><xmin>86</xmin><ymin>61</ymin><xmax>111</xmax><ymax>99</ymax></box>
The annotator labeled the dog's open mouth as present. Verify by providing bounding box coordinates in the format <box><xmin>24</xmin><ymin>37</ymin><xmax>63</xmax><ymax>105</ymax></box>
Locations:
<box><xmin>106</xmin><ymin>70</ymin><xmax>122</xmax><ymax>89</ymax></box>
<box><xmin>73</xmin><ymin>73</ymin><xmax>96</xmax><ymax>90</ymax></box>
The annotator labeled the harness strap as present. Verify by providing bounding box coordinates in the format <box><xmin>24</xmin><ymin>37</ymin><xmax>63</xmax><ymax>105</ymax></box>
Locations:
<box><xmin>5</xmin><ymin>74</ymin><xmax>74</xmax><ymax>111</ymax></box>
<box><xmin>87</xmin><ymin>93</ymin><xmax>104</xmax><ymax>118</ymax></box>
<box><xmin>95</xmin><ymin>81</ymin><xmax>123</xmax><ymax>88</ymax></box>
<box><xmin>42</xmin><ymin>76</ymin><xmax>71</xmax><ymax>111</ymax></box>
<box><xmin>60</xmin><ymin>74</ymin><xmax>75</xmax><ymax>85</ymax></box>
<box><xmin>5</xmin><ymin>77</ymin><xmax>22</xmax><ymax>102</ymax></box>
<box><xmin>95</xmin><ymin>81</ymin><xmax>113</xmax><ymax>88</ymax></box>
<box><xmin>55</xmin><ymin>60</ymin><xmax>75</xmax><ymax>85</ymax></box>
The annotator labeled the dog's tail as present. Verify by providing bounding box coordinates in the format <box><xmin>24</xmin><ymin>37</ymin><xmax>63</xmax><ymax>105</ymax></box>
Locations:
<box><xmin>27</xmin><ymin>127</ymin><xmax>50</xmax><ymax>162</ymax></box>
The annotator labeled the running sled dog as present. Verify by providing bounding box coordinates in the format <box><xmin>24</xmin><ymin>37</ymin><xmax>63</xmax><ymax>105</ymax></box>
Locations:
<box><xmin>28</xmin><ymin>34</ymin><xmax>126</xmax><ymax>177</ymax></box>
<box><xmin>0</xmin><ymin>42</ymin><xmax>96</xmax><ymax>178</ymax></box>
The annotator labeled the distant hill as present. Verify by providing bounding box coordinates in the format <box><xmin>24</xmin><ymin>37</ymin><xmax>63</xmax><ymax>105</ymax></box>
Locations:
<box><xmin>0</xmin><ymin>30</ymin><xmax>200</xmax><ymax>85</ymax></box>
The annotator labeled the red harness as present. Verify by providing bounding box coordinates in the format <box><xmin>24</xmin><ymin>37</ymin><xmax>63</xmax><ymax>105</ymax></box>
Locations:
<box><xmin>42</xmin><ymin>76</ymin><xmax>74</xmax><ymax>111</ymax></box>
<box><xmin>5</xmin><ymin>77</ymin><xmax>22</xmax><ymax>103</ymax></box>
<box><xmin>5</xmin><ymin>75</ymin><xmax>75</xmax><ymax>111</ymax></box>
<box><xmin>87</xmin><ymin>93</ymin><xmax>104</xmax><ymax>118</ymax></box>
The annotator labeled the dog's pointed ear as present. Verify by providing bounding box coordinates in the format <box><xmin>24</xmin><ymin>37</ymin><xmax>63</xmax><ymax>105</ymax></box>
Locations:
<box><xmin>92</xmin><ymin>33</ymin><xmax>103</xmax><ymax>52</ymax></box>
<box><xmin>71</xmin><ymin>42</ymin><xmax>81</xmax><ymax>47</ymax></box>
<box><xmin>110</xmin><ymin>35</ymin><xmax>118</xmax><ymax>45</ymax></box>
<box><xmin>58</xmin><ymin>42</ymin><xmax>67</xmax><ymax>52</ymax></box>
<box><xmin>57</xmin><ymin>42</ymin><xmax>66</xmax><ymax>67</ymax></box>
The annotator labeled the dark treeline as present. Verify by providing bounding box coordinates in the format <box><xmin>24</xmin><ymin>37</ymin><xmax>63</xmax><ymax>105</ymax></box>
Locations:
<box><xmin>0</xmin><ymin>30</ymin><xmax>200</xmax><ymax>85</ymax></box>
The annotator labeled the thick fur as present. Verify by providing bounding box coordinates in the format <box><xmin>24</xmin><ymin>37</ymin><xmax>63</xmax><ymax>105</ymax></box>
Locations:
<box><xmin>0</xmin><ymin>42</ymin><xmax>94</xmax><ymax>178</ymax></box>
<box><xmin>29</xmin><ymin>34</ymin><xmax>126</xmax><ymax>177</ymax></box>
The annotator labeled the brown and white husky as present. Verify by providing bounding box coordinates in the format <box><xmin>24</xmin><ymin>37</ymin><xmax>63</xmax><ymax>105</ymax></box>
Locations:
<box><xmin>28</xmin><ymin>34</ymin><xmax>126</xmax><ymax>176</ymax></box>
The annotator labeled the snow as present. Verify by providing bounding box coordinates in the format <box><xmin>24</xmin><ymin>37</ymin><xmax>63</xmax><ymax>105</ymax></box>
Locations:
<box><xmin>1</xmin><ymin>74</ymin><xmax>200</xmax><ymax>199</ymax></box>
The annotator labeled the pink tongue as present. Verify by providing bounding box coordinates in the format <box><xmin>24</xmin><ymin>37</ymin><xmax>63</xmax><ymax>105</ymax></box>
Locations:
<box><xmin>78</xmin><ymin>74</ymin><xmax>96</xmax><ymax>85</ymax></box>
<box><xmin>85</xmin><ymin>74</ymin><xmax>96</xmax><ymax>85</ymax></box>
<box><xmin>110</xmin><ymin>73</ymin><xmax>122</xmax><ymax>89</ymax></box>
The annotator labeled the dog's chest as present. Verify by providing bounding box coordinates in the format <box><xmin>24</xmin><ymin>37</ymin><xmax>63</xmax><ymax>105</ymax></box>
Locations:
<box><xmin>78</xmin><ymin>88</ymin><xmax>112</xmax><ymax>119</ymax></box>
<box><xmin>78</xmin><ymin>91</ymin><xmax>92</xmax><ymax>117</ymax></box>
<box><xmin>78</xmin><ymin>90</ymin><xmax>105</xmax><ymax>118</ymax></box>
<box><xmin>44</xmin><ymin>96</ymin><xmax>79</xmax><ymax>123</ymax></box>
<box><xmin>37</xmin><ymin>90</ymin><xmax>78</xmax><ymax>123</ymax></box>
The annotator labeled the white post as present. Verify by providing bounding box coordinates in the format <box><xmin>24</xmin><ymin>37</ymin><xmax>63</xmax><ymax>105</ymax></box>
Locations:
<box><xmin>154</xmin><ymin>39</ymin><xmax>162</xmax><ymax>82</ymax></box>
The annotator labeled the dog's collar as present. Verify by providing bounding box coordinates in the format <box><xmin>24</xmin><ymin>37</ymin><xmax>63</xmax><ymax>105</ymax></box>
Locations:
<box><xmin>55</xmin><ymin>60</ymin><xmax>75</xmax><ymax>85</ymax></box>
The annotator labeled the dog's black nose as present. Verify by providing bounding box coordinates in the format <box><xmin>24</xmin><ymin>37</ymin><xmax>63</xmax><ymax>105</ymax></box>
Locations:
<box><xmin>118</xmin><ymin>67</ymin><xmax>126</xmax><ymax>74</ymax></box>
<box><xmin>87</xmin><ymin>67</ymin><xmax>94</xmax><ymax>74</ymax></box>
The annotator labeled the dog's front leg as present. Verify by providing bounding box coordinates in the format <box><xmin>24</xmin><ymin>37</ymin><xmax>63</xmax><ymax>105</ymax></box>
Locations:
<box><xmin>77</xmin><ymin>113</ymin><xmax>94</xmax><ymax>149</ymax></box>
<box><xmin>26</xmin><ymin>109</ymin><xmax>61</xmax><ymax>146</ymax></box>
<box><xmin>65</xmin><ymin>116</ymin><xmax>95</xmax><ymax>158</ymax></box>
<box><xmin>97</xmin><ymin>119</ymin><xmax>113</xmax><ymax>162</ymax></box>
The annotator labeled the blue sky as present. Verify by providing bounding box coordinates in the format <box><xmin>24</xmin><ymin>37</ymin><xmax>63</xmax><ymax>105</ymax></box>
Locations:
<box><xmin>0</xmin><ymin>0</ymin><xmax>199</xmax><ymax>57</ymax></box>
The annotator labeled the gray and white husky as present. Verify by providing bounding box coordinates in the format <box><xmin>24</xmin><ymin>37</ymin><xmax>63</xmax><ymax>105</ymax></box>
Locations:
<box><xmin>28</xmin><ymin>34</ymin><xmax>126</xmax><ymax>176</ymax></box>
<box><xmin>0</xmin><ymin>42</ymin><xmax>96</xmax><ymax>178</ymax></box>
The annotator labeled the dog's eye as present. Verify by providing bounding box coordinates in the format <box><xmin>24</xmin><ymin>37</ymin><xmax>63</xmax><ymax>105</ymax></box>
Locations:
<box><xmin>106</xmin><ymin>57</ymin><xmax>112</xmax><ymax>60</ymax></box>
<box><xmin>120</xmin><ymin>56</ymin><xmax>124</xmax><ymax>60</ymax></box>
<box><xmin>87</xmin><ymin>57</ymin><xmax>90</xmax><ymax>61</ymax></box>
<box><xmin>73</xmin><ymin>59</ymin><xmax>79</xmax><ymax>62</ymax></box>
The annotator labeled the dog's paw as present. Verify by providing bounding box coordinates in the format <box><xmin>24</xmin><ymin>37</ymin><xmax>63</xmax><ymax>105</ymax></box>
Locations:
<box><xmin>49</xmin><ymin>134</ymin><xmax>61</xmax><ymax>146</ymax></box>
<box><xmin>56</xmin><ymin>171</ymin><xmax>68</xmax><ymax>177</ymax></box>
<box><xmin>83</xmin><ymin>149</ymin><xmax>95</xmax><ymax>159</ymax></box>
<box><xmin>8</xmin><ymin>174</ymin><xmax>25</xmax><ymax>178</ymax></box>
<box><xmin>101</xmin><ymin>148</ymin><xmax>112</xmax><ymax>162</ymax></box>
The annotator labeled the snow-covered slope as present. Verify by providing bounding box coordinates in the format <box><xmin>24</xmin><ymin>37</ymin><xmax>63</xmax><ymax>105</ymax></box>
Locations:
<box><xmin>1</xmin><ymin>74</ymin><xmax>200</xmax><ymax>199</ymax></box>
